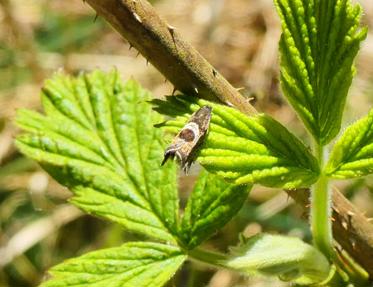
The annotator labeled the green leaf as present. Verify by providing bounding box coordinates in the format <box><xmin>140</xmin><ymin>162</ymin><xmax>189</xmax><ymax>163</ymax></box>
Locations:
<box><xmin>40</xmin><ymin>242</ymin><xmax>186</xmax><ymax>287</ymax></box>
<box><xmin>326</xmin><ymin>109</ymin><xmax>373</xmax><ymax>179</ymax></box>
<box><xmin>275</xmin><ymin>0</ymin><xmax>367</xmax><ymax>144</ymax></box>
<box><xmin>153</xmin><ymin>96</ymin><xmax>319</xmax><ymax>189</ymax></box>
<box><xmin>224</xmin><ymin>234</ymin><xmax>331</xmax><ymax>285</ymax></box>
<box><xmin>16</xmin><ymin>70</ymin><xmax>179</xmax><ymax>244</ymax></box>
<box><xmin>181</xmin><ymin>170</ymin><xmax>251</xmax><ymax>249</ymax></box>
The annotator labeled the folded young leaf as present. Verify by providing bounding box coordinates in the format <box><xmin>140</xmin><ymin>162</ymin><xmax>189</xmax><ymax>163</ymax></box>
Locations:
<box><xmin>224</xmin><ymin>234</ymin><xmax>330</xmax><ymax>285</ymax></box>
<box><xmin>275</xmin><ymin>0</ymin><xmax>367</xmax><ymax>144</ymax></box>
<box><xmin>16</xmin><ymin>70</ymin><xmax>179</xmax><ymax>244</ymax></box>
<box><xmin>326</xmin><ymin>109</ymin><xmax>373</xmax><ymax>179</ymax></box>
<box><xmin>153</xmin><ymin>96</ymin><xmax>319</xmax><ymax>189</ymax></box>
<box><xmin>40</xmin><ymin>242</ymin><xmax>186</xmax><ymax>287</ymax></box>
<box><xmin>181</xmin><ymin>170</ymin><xmax>251</xmax><ymax>249</ymax></box>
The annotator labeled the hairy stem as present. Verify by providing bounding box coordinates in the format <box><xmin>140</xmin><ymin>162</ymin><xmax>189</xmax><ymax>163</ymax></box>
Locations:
<box><xmin>311</xmin><ymin>175</ymin><xmax>333</xmax><ymax>257</ymax></box>
<box><xmin>311</xmin><ymin>146</ymin><xmax>369</xmax><ymax>284</ymax></box>
<box><xmin>188</xmin><ymin>247</ymin><xmax>228</xmax><ymax>269</ymax></box>
<box><xmin>311</xmin><ymin>144</ymin><xmax>333</xmax><ymax>258</ymax></box>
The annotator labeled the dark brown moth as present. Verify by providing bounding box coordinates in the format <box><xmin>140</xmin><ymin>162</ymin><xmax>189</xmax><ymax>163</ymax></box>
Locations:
<box><xmin>162</xmin><ymin>105</ymin><xmax>212</xmax><ymax>172</ymax></box>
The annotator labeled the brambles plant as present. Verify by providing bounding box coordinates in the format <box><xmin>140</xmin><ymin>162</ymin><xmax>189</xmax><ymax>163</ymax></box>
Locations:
<box><xmin>14</xmin><ymin>0</ymin><xmax>372</xmax><ymax>286</ymax></box>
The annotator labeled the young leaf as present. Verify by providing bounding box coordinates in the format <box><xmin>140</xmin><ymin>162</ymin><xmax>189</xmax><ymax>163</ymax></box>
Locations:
<box><xmin>275</xmin><ymin>0</ymin><xmax>367</xmax><ymax>144</ymax></box>
<box><xmin>16</xmin><ymin>70</ymin><xmax>179</xmax><ymax>244</ymax></box>
<box><xmin>225</xmin><ymin>234</ymin><xmax>330</xmax><ymax>285</ymax></box>
<box><xmin>181</xmin><ymin>170</ymin><xmax>251</xmax><ymax>249</ymax></box>
<box><xmin>40</xmin><ymin>242</ymin><xmax>186</xmax><ymax>287</ymax></box>
<box><xmin>326</xmin><ymin>108</ymin><xmax>373</xmax><ymax>179</ymax></box>
<box><xmin>153</xmin><ymin>96</ymin><xmax>319</xmax><ymax>189</ymax></box>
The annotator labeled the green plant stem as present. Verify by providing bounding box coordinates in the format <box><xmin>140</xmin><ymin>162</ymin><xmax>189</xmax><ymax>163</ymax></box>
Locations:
<box><xmin>311</xmin><ymin>144</ymin><xmax>333</xmax><ymax>258</ymax></box>
<box><xmin>188</xmin><ymin>248</ymin><xmax>228</xmax><ymax>269</ymax></box>
<box><xmin>312</xmin><ymin>145</ymin><xmax>371</xmax><ymax>285</ymax></box>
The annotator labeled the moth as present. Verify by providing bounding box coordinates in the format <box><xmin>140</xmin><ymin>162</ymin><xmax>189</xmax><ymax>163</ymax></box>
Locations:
<box><xmin>162</xmin><ymin>105</ymin><xmax>212</xmax><ymax>172</ymax></box>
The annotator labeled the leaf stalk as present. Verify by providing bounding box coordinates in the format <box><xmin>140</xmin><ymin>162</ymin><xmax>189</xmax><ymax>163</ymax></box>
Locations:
<box><xmin>311</xmin><ymin>144</ymin><xmax>333</xmax><ymax>258</ymax></box>
<box><xmin>188</xmin><ymin>248</ymin><xmax>228</xmax><ymax>269</ymax></box>
<box><xmin>311</xmin><ymin>144</ymin><xmax>371</xmax><ymax>285</ymax></box>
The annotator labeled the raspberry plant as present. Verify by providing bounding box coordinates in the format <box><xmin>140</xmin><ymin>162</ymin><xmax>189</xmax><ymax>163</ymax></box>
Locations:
<box><xmin>15</xmin><ymin>0</ymin><xmax>372</xmax><ymax>286</ymax></box>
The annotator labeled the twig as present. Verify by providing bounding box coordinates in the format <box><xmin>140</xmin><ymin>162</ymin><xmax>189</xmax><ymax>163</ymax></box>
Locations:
<box><xmin>84</xmin><ymin>0</ymin><xmax>373</xmax><ymax>278</ymax></box>
<box><xmin>84</xmin><ymin>0</ymin><xmax>257</xmax><ymax>115</ymax></box>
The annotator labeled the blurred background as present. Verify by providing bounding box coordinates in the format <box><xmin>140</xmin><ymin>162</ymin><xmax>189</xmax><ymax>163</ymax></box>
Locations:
<box><xmin>0</xmin><ymin>0</ymin><xmax>373</xmax><ymax>286</ymax></box>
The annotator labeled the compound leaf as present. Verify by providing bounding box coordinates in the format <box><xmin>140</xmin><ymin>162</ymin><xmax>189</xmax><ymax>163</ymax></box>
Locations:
<box><xmin>153</xmin><ymin>96</ymin><xmax>319</xmax><ymax>189</ymax></box>
<box><xmin>326</xmin><ymin>108</ymin><xmax>373</xmax><ymax>178</ymax></box>
<box><xmin>275</xmin><ymin>0</ymin><xmax>367</xmax><ymax>144</ymax></box>
<box><xmin>40</xmin><ymin>242</ymin><xmax>186</xmax><ymax>287</ymax></box>
<box><xmin>181</xmin><ymin>170</ymin><xmax>251</xmax><ymax>249</ymax></box>
<box><xmin>16</xmin><ymin>70</ymin><xmax>179</xmax><ymax>244</ymax></box>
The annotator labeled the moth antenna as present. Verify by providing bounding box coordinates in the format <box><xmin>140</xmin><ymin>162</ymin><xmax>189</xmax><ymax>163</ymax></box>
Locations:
<box><xmin>161</xmin><ymin>151</ymin><xmax>172</xmax><ymax>166</ymax></box>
